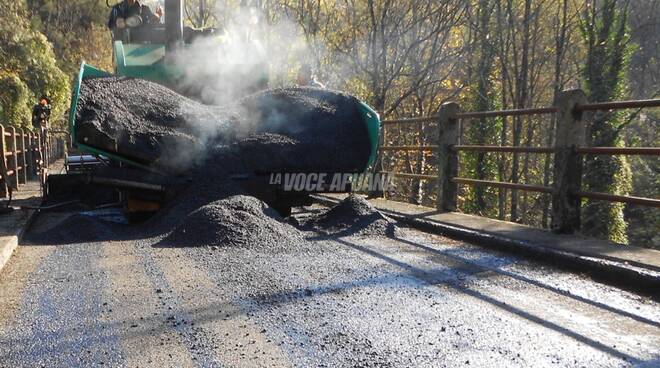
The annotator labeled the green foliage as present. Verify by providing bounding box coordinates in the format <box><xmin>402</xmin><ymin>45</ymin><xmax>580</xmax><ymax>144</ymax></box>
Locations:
<box><xmin>0</xmin><ymin>72</ymin><xmax>32</xmax><ymax>128</ymax></box>
<box><xmin>0</xmin><ymin>0</ymin><xmax>70</xmax><ymax>129</ymax></box>
<box><xmin>27</xmin><ymin>0</ymin><xmax>114</xmax><ymax>76</ymax></box>
<box><xmin>16</xmin><ymin>31</ymin><xmax>70</xmax><ymax>123</ymax></box>
<box><xmin>581</xmin><ymin>152</ymin><xmax>632</xmax><ymax>243</ymax></box>
<box><xmin>461</xmin><ymin>0</ymin><xmax>500</xmax><ymax>216</ymax></box>
<box><xmin>580</xmin><ymin>0</ymin><xmax>634</xmax><ymax>244</ymax></box>
<box><xmin>625</xmin><ymin>152</ymin><xmax>660</xmax><ymax>247</ymax></box>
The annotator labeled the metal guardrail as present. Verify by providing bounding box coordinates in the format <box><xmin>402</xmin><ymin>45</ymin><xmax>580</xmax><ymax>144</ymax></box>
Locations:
<box><xmin>454</xmin><ymin>145</ymin><xmax>554</xmax><ymax>154</ymax></box>
<box><xmin>457</xmin><ymin>106</ymin><xmax>558</xmax><ymax>119</ymax></box>
<box><xmin>0</xmin><ymin>124</ymin><xmax>66</xmax><ymax>198</ymax></box>
<box><xmin>575</xmin><ymin>99</ymin><xmax>660</xmax><ymax>111</ymax></box>
<box><xmin>380</xmin><ymin>145</ymin><xmax>437</xmax><ymax>152</ymax></box>
<box><xmin>451</xmin><ymin>177</ymin><xmax>553</xmax><ymax>194</ymax></box>
<box><xmin>379</xmin><ymin>94</ymin><xmax>660</xmax><ymax>233</ymax></box>
<box><xmin>382</xmin><ymin>172</ymin><xmax>437</xmax><ymax>181</ymax></box>
<box><xmin>381</xmin><ymin>106</ymin><xmax>559</xmax><ymax>124</ymax></box>
<box><xmin>381</xmin><ymin>116</ymin><xmax>437</xmax><ymax>126</ymax></box>
<box><xmin>574</xmin><ymin>147</ymin><xmax>660</xmax><ymax>155</ymax></box>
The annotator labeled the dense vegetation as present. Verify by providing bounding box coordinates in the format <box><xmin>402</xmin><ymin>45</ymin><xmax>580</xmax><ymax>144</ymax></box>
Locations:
<box><xmin>0</xmin><ymin>0</ymin><xmax>657</xmax><ymax>247</ymax></box>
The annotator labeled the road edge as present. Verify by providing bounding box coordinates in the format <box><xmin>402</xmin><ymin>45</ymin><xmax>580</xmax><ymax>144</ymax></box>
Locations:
<box><xmin>312</xmin><ymin>195</ymin><xmax>660</xmax><ymax>296</ymax></box>
<box><xmin>0</xmin><ymin>209</ymin><xmax>36</xmax><ymax>275</ymax></box>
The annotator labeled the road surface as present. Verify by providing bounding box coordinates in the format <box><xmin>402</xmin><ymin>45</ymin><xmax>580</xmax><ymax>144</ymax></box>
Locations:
<box><xmin>0</xmin><ymin>207</ymin><xmax>658</xmax><ymax>367</ymax></box>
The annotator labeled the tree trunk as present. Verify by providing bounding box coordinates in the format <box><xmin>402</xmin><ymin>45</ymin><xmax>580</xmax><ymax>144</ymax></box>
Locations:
<box><xmin>510</xmin><ymin>0</ymin><xmax>532</xmax><ymax>223</ymax></box>
<box><xmin>581</xmin><ymin>0</ymin><xmax>632</xmax><ymax>244</ymax></box>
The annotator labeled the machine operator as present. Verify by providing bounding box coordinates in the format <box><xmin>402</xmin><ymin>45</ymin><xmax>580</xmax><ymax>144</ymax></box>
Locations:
<box><xmin>107</xmin><ymin>0</ymin><xmax>162</xmax><ymax>34</ymax></box>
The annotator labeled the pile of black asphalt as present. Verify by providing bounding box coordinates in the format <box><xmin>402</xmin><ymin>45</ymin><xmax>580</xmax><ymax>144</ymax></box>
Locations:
<box><xmin>36</xmin><ymin>77</ymin><xmax>388</xmax><ymax>249</ymax></box>
<box><xmin>30</xmin><ymin>167</ymin><xmax>395</xmax><ymax>248</ymax></box>
<box><xmin>158</xmin><ymin>192</ymin><xmax>395</xmax><ymax>248</ymax></box>
<box><xmin>164</xmin><ymin>195</ymin><xmax>304</xmax><ymax>248</ymax></box>
<box><xmin>75</xmin><ymin>76</ymin><xmax>371</xmax><ymax>175</ymax></box>
<box><xmin>302</xmin><ymin>194</ymin><xmax>397</xmax><ymax>237</ymax></box>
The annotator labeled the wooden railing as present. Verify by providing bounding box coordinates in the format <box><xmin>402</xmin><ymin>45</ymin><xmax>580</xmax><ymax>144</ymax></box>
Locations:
<box><xmin>0</xmin><ymin>124</ymin><xmax>66</xmax><ymax>198</ymax></box>
<box><xmin>379</xmin><ymin>89</ymin><xmax>660</xmax><ymax>234</ymax></box>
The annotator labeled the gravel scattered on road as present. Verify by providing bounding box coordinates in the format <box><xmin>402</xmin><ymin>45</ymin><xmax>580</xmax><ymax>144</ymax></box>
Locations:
<box><xmin>304</xmin><ymin>194</ymin><xmax>396</xmax><ymax>237</ymax></box>
<box><xmin>164</xmin><ymin>195</ymin><xmax>303</xmax><ymax>248</ymax></box>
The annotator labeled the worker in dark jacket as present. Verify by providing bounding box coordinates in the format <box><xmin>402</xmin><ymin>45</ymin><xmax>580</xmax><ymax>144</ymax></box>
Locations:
<box><xmin>32</xmin><ymin>95</ymin><xmax>51</xmax><ymax>132</ymax></box>
<box><xmin>32</xmin><ymin>95</ymin><xmax>50</xmax><ymax>151</ymax></box>
<box><xmin>107</xmin><ymin>0</ymin><xmax>160</xmax><ymax>31</ymax></box>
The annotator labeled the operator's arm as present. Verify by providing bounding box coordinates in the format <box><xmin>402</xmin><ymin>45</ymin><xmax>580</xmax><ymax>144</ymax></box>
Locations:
<box><xmin>108</xmin><ymin>6</ymin><xmax>119</xmax><ymax>29</ymax></box>
<box><xmin>140</xmin><ymin>5</ymin><xmax>160</xmax><ymax>24</ymax></box>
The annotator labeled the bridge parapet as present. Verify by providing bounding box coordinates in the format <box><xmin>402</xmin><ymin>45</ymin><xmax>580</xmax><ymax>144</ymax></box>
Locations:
<box><xmin>378</xmin><ymin>90</ymin><xmax>660</xmax><ymax>236</ymax></box>
<box><xmin>0</xmin><ymin>124</ymin><xmax>66</xmax><ymax>198</ymax></box>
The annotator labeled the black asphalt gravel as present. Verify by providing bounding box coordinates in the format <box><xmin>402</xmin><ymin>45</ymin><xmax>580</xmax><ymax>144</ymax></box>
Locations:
<box><xmin>75</xmin><ymin>77</ymin><xmax>371</xmax><ymax>174</ymax></box>
<box><xmin>1</xmin><ymin>202</ymin><xmax>659</xmax><ymax>367</ymax></box>
<box><xmin>303</xmin><ymin>194</ymin><xmax>396</xmax><ymax>237</ymax></box>
<box><xmin>164</xmin><ymin>195</ymin><xmax>304</xmax><ymax>248</ymax></box>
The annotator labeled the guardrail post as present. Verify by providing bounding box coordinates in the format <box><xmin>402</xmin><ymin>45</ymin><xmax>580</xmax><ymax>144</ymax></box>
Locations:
<box><xmin>26</xmin><ymin>132</ymin><xmax>34</xmax><ymax>178</ymax></box>
<box><xmin>36</xmin><ymin>132</ymin><xmax>42</xmax><ymax>170</ymax></box>
<box><xmin>551</xmin><ymin>89</ymin><xmax>588</xmax><ymax>233</ymax></box>
<box><xmin>18</xmin><ymin>128</ymin><xmax>27</xmax><ymax>184</ymax></box>
<box><xmin>437</xmin><ymin>102</ymin><xmax>461</xmax><ymax>211</ymax></box>
<box><xmin>44</xmin><ymin>134</ymin><xmax>50</xmax><ymax>168</ymax></box>
<box><xmin>0</xmin><ymin>125</ymin><xmax>7</xmax><ymax>197</ymax></box>
<box><xmin>7</xmin><ymin>126</ymin><xmax>19</xmax><ymax>190</ymax></box>
<box><xmin>31</xmin><ymin>132</ymin><xmax>38</xmax><ymax>178</ymax></box>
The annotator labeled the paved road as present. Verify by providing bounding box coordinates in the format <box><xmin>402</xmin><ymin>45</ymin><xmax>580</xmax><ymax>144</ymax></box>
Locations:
<box><xmin>0</xmin><ymin>209</ymin><xmax>659</xmax><ymax>367</ymax></box>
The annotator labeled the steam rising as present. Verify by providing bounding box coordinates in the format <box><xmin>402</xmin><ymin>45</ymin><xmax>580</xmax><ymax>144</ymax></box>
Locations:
<box><xmin>172</xmin><ymin>3</ymin><xmax>314</xmax><ymax>106</ymax></box>
<box><xmin>166</xmin><ymin>4</ymin><xmax>321</xmax><ymax>170</ymax></box>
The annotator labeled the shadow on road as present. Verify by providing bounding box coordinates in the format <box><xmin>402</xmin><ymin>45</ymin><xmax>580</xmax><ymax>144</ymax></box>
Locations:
<box><xmin>326</xmin><ymin>235</ymin><xmax>645</xmax><ymax>363</ymax></box>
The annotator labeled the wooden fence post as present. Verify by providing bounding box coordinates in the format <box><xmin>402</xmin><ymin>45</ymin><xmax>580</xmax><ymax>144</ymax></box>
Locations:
<box><xmin>18</xmin><ymin>128</ymin><xmax>27</xmax><ymax>184</ymax></box>
<box><xmin>36</xmin><ymin>132</ymin><xmax>43</xmax><ymax>170</ymax></box>
<box><xmin>7</xmin><ymin>126</ymin><xmax>19</xmax><ymax>190</ymax></box>
<box><xmin>44</xmin><ymin>134</ymin><xmax>50</xmax><ymax>168</ymax></box>
<box><xmin>26</xmin><ymin>132</ymin><xmax>34</xmax><ymax>178</ymax></box>
<box><xmin>31</xmin><ymin>132</ymin><xmax>38</xmax><ymax>178</ymax></box>
<box><xmin>0</xmin><ymin>125</ymin><xmax>7</xmax><ymax>197</ymax></box>
<box><xmin>436</xmin><ymin>102</ymin><xmax>461</xmax><ymax>211</ymax></box>
<box><xmin>551</xmin><ymin>89</ymin><xmax>588</xmax><ymax>233</ymax></box>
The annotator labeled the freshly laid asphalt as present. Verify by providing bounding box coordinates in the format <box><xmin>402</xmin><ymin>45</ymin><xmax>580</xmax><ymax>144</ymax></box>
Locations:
<box><xmin>0</xmin><ymin>207</ymin><xmax>658</xmax><ymax>367</ymax></box>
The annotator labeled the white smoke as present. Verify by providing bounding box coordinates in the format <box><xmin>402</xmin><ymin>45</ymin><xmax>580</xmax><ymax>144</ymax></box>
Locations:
<box><xmin>163</xmin><ymin>3</ymin><xmax>321</xmax><ymax>172</ymax></box>
<box><xmin>171</xmin><ymin>2</ymin><xmax>315</xmax><ymax>106</ymax></box>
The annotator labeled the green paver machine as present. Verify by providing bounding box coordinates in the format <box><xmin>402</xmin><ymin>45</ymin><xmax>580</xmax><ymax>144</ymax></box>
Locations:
<box><xmin>56</xmin><ymin>0</ymin><xmax>380</xmax><ymax>218</ymax></box>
